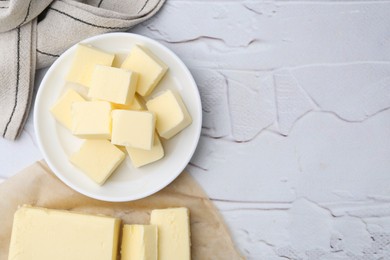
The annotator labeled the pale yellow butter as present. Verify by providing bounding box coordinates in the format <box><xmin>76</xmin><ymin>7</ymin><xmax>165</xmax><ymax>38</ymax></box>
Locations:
<box><xmin>71</xmin><ymin>101</ymin><xmax>112</xmax><ymax>139</ymax></box>
<box><xmin>150</xmin><ymin>207</ymin><xmax>191</xmax><ymax>260</ymax></box>
<box><xmin>112</xmin><ymin>94</ymin><xmax>146</xmax><ymax>111</ymax></box>
<box><xmin>126</xmin><ymin>133</ymin><xmax>164</xmax><ymax>168</ymax></box>
<box><xmin>146</xmin><ymin>90</ymin><xmax>192</xmax><ymax>139</ymax></box>
<box><xmin>70</xmin><ymin>139</ymin><xmax>125</xmax><ymax>185</ymax></box>
<box><xmin>66</xmin><ymin>44</ymin><xmax>114</xmax><ymax>87</ymax></box>
<box><xmin>111</xmin><ymin>110</ymin><xmax>155</xmax><ymax>150</ymax></box>
<box><xmin>8</xmin><ymin>205</ymin><xmax>121</xmax><ymax>260</ymax></box>
<box><xmin>50</xmin><ymin>88</ymin><xmax>85</xmax><ymax>130</ymax></box>
<box><xmin>88</xmin><ymin>65</ymin><xmax>138</xmax><ymax>105</ymax></box>
<box><xmin>121</xmin><ymin>45</ymin><xmax>168</xmax><ymax>96</ymax></box>
<box><xmin>121</xmin><ymin>225</ymin><xmax>158</xmax><ymax>260</ymax></box>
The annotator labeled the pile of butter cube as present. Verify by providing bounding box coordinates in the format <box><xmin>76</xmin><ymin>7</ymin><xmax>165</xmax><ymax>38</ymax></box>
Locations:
<box><xmin>51</xmin><ymin>44</ymin><xmax>192</xmax><ymax>185</ymax></box>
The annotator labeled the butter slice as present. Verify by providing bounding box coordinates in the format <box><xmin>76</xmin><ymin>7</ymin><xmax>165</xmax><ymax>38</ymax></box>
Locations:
<box><xmin>71</xmin><ymin>101</ymin><xmax>112</xmax><ymax>139</ymax></box>
<box><xmin>121</xmin><ymin>45</ymin><xmax>168</xmax><ymax>96</ymax></box>
<box><xmin>88</xmin><ymin>65</ymin><xmax>138</xmax><ymax>105</ymax></box>
<box><xmin>8</xmin><ymin>205</ymin><xmax>121</xmax><ymax>260</ymax></box>
<box><xmin>121</xmin><ymin>225</ymin><xmax>158</xmax><ymax>260</ymax></box>
<box><xmin>50</xmin><ymin>88</ymin><xmax>85</xmax><ymax>130</ymax></box>
<box><xmin>126</xmin><ymin>133</ymin><xmax>164</xmax><ymax>168</ymax></box>
<box><xmin>111</xmin><ymin>110</ymin><xmax>155</xmax><ymax>150</ymax></box>
<box><xmin>112</xmin><ymin>94</ymin><xmax>146</xmax><ymax>111</ymax></box>
<box><xmin>146</xmin><ymin>90</ymin><xmax>192</xmax><ymax>139</ymax></box>
<box><xmin>150</xmin><ymin>208</ymin><xmax>191</xmax><ymax>260</ymax></box>
<box><xmin>66</xmin><ymin>44</ymin><xmax>115</xmax><ymax>87</ymax></box>
<box><xmin>70</xmin><ymin>139</ymin><xmax>125</xmax><ymax>185</ymax></box>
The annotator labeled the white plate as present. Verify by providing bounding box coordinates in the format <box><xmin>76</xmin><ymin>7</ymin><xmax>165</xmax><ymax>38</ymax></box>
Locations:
<box><xmin>34</xmin><ymin>33</ymin><xmax>202</xmax><ymax>202</ymax></box>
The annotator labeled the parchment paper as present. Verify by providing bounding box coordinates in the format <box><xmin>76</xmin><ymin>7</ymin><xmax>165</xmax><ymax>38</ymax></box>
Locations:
<box><xmin>0</xmin><ymin>161</ymin><xmax>243</xmax><ymax>260</ymax></box>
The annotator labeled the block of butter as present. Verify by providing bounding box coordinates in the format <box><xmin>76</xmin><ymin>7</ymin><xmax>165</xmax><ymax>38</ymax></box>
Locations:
<box><xmin>112</xmin><ymin>94</ymin><xmax>145</xmax><ymax>111</ymax></box>
<box><xmin>88</xmin><ymin>65</ymin><xmax>138</xmax><ymax>105</ymax></box>
<box><xmin>121</xmin><ymin>45</ymin><xmax>168</xmax><ymax>97</ymax></box>
<box><xmin>121</xmin><ymin>225</ymin><xmax>158</xmax><ymax>260</ymax></box>
<box><xmin>50</xmin><ymin>88</ymin><xmax>85</xmax><ymax>130</ymax></box>
<box><xmin>70</xmin><ymin>139</ymin><xmax>125</xmax><ymax>185</ymax></box>
<box><xmin>150</xmin><ymin>207</ymin><xmax>191</xmax><ymax>260</ymax></box>
<box><xmin>111</xmin><ymin>110</ymin><xmax>155</xmax><ymax>150</ymax></box>
<box><xmin>66</xmin><ymin>44</ymin><xmax>115</xmax><ymax>87</ymax></box>
<box><xmin>126</xmin><ymin>132</ymin><xmax>164</xmax><ymax>168</ymax></box>
<box><xmin>146</xmin><ymin>90</ymin><xmax>192</xmax><ymax>139</ymax></box>
<box><xmin>8</xmin><ymin>205</ymin><xmax>121</xmax><ymax>260</ymax></box>
<box><xmin>71</xmin><ymin>101</ymin><xmax>112</xmax><ymax>139</ymax></box>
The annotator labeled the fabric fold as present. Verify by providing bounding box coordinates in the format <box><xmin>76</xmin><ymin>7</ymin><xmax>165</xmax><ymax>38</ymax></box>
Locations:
<box><xmin>0</xmin><ymin>0</ymin><xmax>166</xmax><ymax>140</ymax></box>
<box><xmin>0</xmin><ymin>0</ymin><xmax>52</xmax><ymax>32</ymax></box>
<box><xmin>0</xmin><ymin>21</ymin><xmax>37</xmax><ymax>139</ymax></box>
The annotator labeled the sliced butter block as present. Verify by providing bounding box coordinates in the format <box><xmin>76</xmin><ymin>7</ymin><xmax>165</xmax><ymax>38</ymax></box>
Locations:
<box><xmin>146</xmin><ymin>90</ymin><xmax>192</xmax><ymax>139</ymax></box>
<box><xmin>121</xmin><ymin>45</ymin><xmax>168</xmax><ymax>96</ymax></box>
<box><xmin>66</xmin><ymin>44</ymin><xmax>115</xmax><ymax>87</ymax></box>
<box><xmin>50</xmin><ymin>88</ymin><xmax>85</xmax><ymax>130</ymax></box>
<box><xmin>111</xmin><ymin>110</ymin><xmax>155</xmax><ymax>150</ymax></box>
<box><xmin>126</xmin><ymin>133</ymin><xmax>164</xmax><ymax>168</ymax></box>
<box><xmin>70</xmin><ymin>139</ymin><xmax>125</xmax><ymax>185</ymax></box>
<box><xmin>112</xmin><ymin>94</ymin><xmax>146</xmax><ymax>111</ymax></box>
<box><xmin>8</xmin><ymin>205</ymin><xmax>121</xmax><ymax>260</ymax></box>
<box><xmin>71</xmin><ymin>101</ymin><xmax>112</xmax><ymax>139</ymax></box>
<box><xmin>150</xmin><ymin>207</ymin><xmax>191</xmax><ymax>260</ymax></box>
<box><xmin>88</xmin><ymin>65</ymin><xmax>138</xmax><ymax>105</ymax></box>
<box><xmin>121</xmin><ymin>225</ymin><xmax>158</xmax><ymax>260</ymax></box>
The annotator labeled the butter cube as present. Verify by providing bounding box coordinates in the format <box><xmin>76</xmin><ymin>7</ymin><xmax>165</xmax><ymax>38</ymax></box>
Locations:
<box><xmin>121</xmin><ymin>45</ymin><xmax>168</xmax><ymax>96</ymax></box>
<box><xmin>126</xmin><ymin>133</ymin><xmax>164</xmax><ymax>168</ymax></box>
<box><xmin>150</xmin><ymin>208</ymin><xmax>191</xmax><ymax>260</ymax></box>
<box><xmin>121</xmin><ymin>225</ymin><xmax>158</xmax><ymax>260</ymax></box>
<box><xmin>70</xmin><ymin>139</ymin><xmax>125</xmax><ymax>185</ymax></box>
<box><xmin>50</xmin><ymin>88</ymin><xmax>85</xmax><ymax>130</ymax></box>
<box><xmin>111</xmin><ymin>110</ymin><xmax>155</xmax><ymax>150</ymax></box>
<box><xmin>8</xmin><ymin>205</ymin><xmax>121</xmax><ymax>260</ymax></box>
<box><xmin>146</xmin><ymin>90</ymin><xmax>192</xmax><ymax>139</ymax></box>
<box><xmin>112</xmin><ymin>93</ymin><xmax>146</xmax><ymax>111</ymax></box>
<box><xmin>71</xmin><ymin>101</ymin><xmax>112</xmax><ymax>139</ymax></box>
<box><xmin>88</xmin><ymin>65</ymin><xmax>138</xmax><ymax>105</ymax></box>
<box><xmin>66</xmin><ymin>44</ymin><xmax>115</xmax><ymax>87</ymax></box>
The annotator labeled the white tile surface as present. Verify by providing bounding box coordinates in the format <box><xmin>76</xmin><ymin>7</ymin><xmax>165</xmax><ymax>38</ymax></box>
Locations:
<box><xmin>2</xmin><ymin>1</ymin><xmax>390</xmax><ymax>259</ymax></box>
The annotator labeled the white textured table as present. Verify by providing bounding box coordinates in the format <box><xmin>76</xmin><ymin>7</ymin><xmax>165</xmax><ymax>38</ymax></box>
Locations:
<box><xmin>2</xmin><ymin>1</ymin><xmax>390</xmax><ymax>259</ymax></box>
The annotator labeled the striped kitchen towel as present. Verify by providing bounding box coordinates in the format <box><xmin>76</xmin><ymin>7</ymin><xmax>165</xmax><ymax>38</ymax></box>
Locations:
<box><xmin>0</xmin><ymin>0</ymin><xmax>165</xmax><ymax>140</ymax></box>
